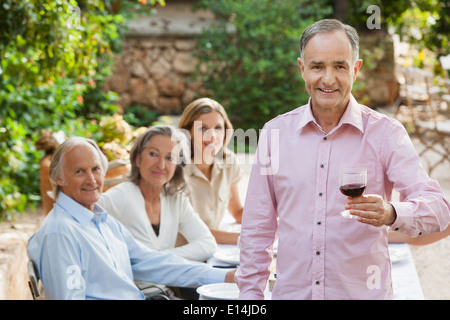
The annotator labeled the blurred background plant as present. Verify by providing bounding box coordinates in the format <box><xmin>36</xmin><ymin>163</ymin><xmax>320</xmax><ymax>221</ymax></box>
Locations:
<box><xmin>340</xmin><ymin>0</ymin><xmax>448</xmax><ymax>72</ymax></box>
<box><xmin>0</xmin><ymin>0</ymin><xmax>165</xmax><ymax>219</ymax></box>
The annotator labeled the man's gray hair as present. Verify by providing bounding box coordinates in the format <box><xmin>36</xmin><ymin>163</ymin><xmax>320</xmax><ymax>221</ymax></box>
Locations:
<box><xmin>48</xmin><ymin>136</ymin><xmax>108</xmax><ymax>199</ymax></box>
<box><xmin>299</xmin><ymin>19</ymin><xmax>360</xmax><ymax>64</ymax></box>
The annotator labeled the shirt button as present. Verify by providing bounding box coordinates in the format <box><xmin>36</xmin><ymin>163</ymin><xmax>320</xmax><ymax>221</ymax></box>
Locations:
<box><xmin>319</xmin><ymin>192</ymin><xmax>323</xmax><ymax>197</ymax></box>
<box><xmin>394</xmin><ymin>227</ymin><xmax>399</xmax><ymax>231</ymax></box>
<box><xmin>418</xmin><ymin>232</ymin><xmax>422</xmax><ymax>236</ymax></box>
<box><xmin>315</xmin><ymin>280</ymin><xmax>320</xmax><ymax>285</ymax></box>
<box><xmin>323</xmin><ymin>137</ymin><xmax>327</xmax><ymax>141</ymax></box>
<box><xmin>320</xmin><ymin>163</ymin><xmax>325</xmax><ymax>168</ymax></box>
<box><xmin>317</xmin><ymin>221</ymin><xmax>321</xmax><ymax>225</ymax></box>
<box><xmin>316</xmin><ymin>251</ymin><xmax>320</xmax><ymax>255</ymax></box>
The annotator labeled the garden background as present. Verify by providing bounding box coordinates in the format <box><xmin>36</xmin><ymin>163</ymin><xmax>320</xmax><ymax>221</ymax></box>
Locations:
<box><xmin>0</xmin><ymin>0</ymin><xmax>448</xmax><ymax>219</ymax></box>
<box><xmin>1</xmin><ymin>0</ymin><xmax>450</xmax><ymax>300</ymax></box>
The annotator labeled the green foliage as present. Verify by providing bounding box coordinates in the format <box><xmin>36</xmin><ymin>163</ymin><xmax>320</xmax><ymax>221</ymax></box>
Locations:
<box><xmin>122</xmin><ymin>105</ymin><xmax>160</xmax><ymax>128</ymax></box>
<box><xmin>193</xmin><ymin>0</ymin><xmax>332</xmax><ymax>131</ymax></box>
<box><xmin>342</xmin><ymin>0</ymin><xmax>449</xmax><ymax>55</ymax></box>
<box><xmin>0</xmin><ymin>0</ymin><xmax>165</xmax><ymax>219</ymax></box>
<box><xmin>0</xmin><ymin>118</ymin><xmax>39</xmax><ymax>218</ymax></box>
<box><xmin>387</xmin><ymin>0</ymin><xmax>449</xmax><ymax>55</ymax></box>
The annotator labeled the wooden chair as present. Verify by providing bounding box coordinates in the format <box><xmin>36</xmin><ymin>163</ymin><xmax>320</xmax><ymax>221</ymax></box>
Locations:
<box><xmin>103</xmin><ymin>159</ymin><xmax>130</xmax><ymax>191</ymax></box>
<box><xmin>401</xmin><ymin>67</ymin><xmax>450</xmax><ymax>176</ymax></box>
<box><xmin>439</xmin><ymin>54</ymin><xmax>450</xmax><ymax>109</ymax></box>
<box><xmin>27</xmin><ymin>260</ymin><xmax>43</xmax><ymax>300</ymax></box>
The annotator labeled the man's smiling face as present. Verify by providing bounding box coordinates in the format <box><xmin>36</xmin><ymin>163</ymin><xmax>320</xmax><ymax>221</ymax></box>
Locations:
<box><xmin>57</xmin><ymin>143</ymin><xmax>104</xmax><ymax>211</ymax></box>
<box><xmin>298</xmin><ymin>30</ymin><xmax>362</xmax><ymax>114</ymax></box>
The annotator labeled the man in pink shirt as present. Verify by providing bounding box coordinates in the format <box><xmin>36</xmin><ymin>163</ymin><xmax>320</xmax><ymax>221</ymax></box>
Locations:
<box><xmin>235</xmin><ymin>19</ymin><xmax>450</xmax><ymax>299</ymax></box>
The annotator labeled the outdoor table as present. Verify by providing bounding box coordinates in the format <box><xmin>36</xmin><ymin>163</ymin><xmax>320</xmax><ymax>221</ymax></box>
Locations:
<box><xmin>390</xmin><ymin>243</ymin><xmax>425</xmax><ymax>299</ymax></box>
<box><xmin>201</xmin><ymin>213</ymin><xmax>425</xmax><ymax>300</ymax></box>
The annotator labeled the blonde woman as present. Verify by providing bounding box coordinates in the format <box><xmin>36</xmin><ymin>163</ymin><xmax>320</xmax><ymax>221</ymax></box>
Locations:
<box><xmin>99</xmin><ymin>125</ymin><xmax>217</xmax><ymax>261</ymax></box>
<box><xmin>179</xmin><ymin>98</ymin><xmax>244</xmax><ymax>244</ymax></box>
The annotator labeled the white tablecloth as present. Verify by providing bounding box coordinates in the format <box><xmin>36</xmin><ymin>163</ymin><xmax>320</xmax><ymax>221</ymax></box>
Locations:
<box><xmin>390</xmin><ymin>243</ymin><xmax>425</xmax><ymax>300</ymax></box>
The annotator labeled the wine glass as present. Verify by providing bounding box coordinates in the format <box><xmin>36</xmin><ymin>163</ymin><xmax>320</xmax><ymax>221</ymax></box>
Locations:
<box><xmin>339</xmin><ymin>167</ymin><xmax>367</xmax><ymax>218</ymax></box>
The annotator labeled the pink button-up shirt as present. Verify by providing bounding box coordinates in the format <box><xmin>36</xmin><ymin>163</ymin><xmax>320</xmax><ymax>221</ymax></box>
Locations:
<box><xmin>236</xmin><ymin>95</ymin><xmax>450</xmax><ymax>300</ymax></box>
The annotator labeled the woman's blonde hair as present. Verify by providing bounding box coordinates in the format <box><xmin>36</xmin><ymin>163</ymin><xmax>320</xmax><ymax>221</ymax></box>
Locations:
<box><xmin>178</xmin><ymin>97</ymin><xmax>234</xmax><ymax>159</ymax></box>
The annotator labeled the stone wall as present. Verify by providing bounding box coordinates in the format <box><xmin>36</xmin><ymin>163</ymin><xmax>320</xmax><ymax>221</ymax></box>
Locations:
<box><xmin>102</xmin><ymin>0</ymin><xmax>234</xmax><ymax>114</ymax></box>
<box><xmin>0</xmin><ymin>219</ymin><xmax>39</xmax><ymax>300</ymax></box>
<box><xmin>104</xmin><ymin>2</ymin><xmax>398</xmax><ymax>115</ymax></box>
<box><xmin>104</xmin><ymin>36</ymin><xmax>203</xmax><ymax>114</ymax></box>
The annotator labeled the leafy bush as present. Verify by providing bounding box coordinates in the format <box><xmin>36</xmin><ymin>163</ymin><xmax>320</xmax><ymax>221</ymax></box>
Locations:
<box><xmin>193</xmin><ymin>0</ymin><xmax>332</xmax><ymax>131</ymax></box>
<box><xmin>0</xmin><ymin>0</ymin><xmax>164</xmax><ymax>219</ymax></box>
<box><xmin>122</xmin><ymin>105</ymin><xmax>160</xmax><ymax>128</ymax></box>
<box><xmin>0</xmin><ymin>118</ymin><xmax>39</xmax><ymax>219</ymax></box>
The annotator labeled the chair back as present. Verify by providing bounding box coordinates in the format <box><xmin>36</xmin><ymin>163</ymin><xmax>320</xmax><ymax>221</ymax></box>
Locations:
<box><xmin>27</xmin><ymin>260</ymin><xmax>41</xmax><ymax>300</ymax></box>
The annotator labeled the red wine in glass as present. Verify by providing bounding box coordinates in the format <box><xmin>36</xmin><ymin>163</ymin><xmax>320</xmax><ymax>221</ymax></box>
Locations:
<box><xmin>339</xmin><ymin>184</ymin><xmax>366</xmax><ymax>197</ymax></box>
<box><xmin>339</xmin><ymin>168</ymin><xmax>367</xmax><ymax>218</ymax></box>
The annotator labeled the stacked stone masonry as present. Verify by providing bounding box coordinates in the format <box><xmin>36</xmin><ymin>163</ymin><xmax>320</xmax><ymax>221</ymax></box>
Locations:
<box><xmin>104</xmin><ymin>37</ymin><xmax>204</xmax><ymax>114</ymax></box>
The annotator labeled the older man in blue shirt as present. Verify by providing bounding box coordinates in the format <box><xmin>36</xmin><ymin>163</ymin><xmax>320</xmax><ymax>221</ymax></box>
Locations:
<box><xmin>27</xmin><ymin>136</ymin><xmax>233</xmax><ymax>300</ymax></box>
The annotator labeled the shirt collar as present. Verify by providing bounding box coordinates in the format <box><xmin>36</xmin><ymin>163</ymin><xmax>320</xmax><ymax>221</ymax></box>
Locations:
<box><xmin>340</xmin><ymin>94</ymin><xmax>364</xmax><ymax>133</ymax></box>
<box><xmin>296</xmin><ymin>94</ymin><xmax>364</xmax><ymax>134</ymax></box>
<box><xmin>186</xmin><ymin>162</ymin><xmax>215</xmax><ymax>181</ymax></box>
<box><xmin>185</xmin><ymin>156</ymin><xmax>228</xmax><ymax>179</ymax></box>
<box><xmin>56</xmin><ymin>192</ymin><xmax>107</xmax><ymax>228</ymax></box>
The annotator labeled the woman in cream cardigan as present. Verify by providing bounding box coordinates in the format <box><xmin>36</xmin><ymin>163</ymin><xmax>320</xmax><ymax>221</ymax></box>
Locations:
<box><xmin>98</xmin><ymin>125</ymin><xmax>217</xmax><ymax>262</ymax></box>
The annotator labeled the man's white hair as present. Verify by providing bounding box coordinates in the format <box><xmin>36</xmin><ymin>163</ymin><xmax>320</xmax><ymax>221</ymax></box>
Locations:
<box><xmin>48</xmin><ymin>136</ymin><xmax>108</xmax><ymax>199</ymax></box>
